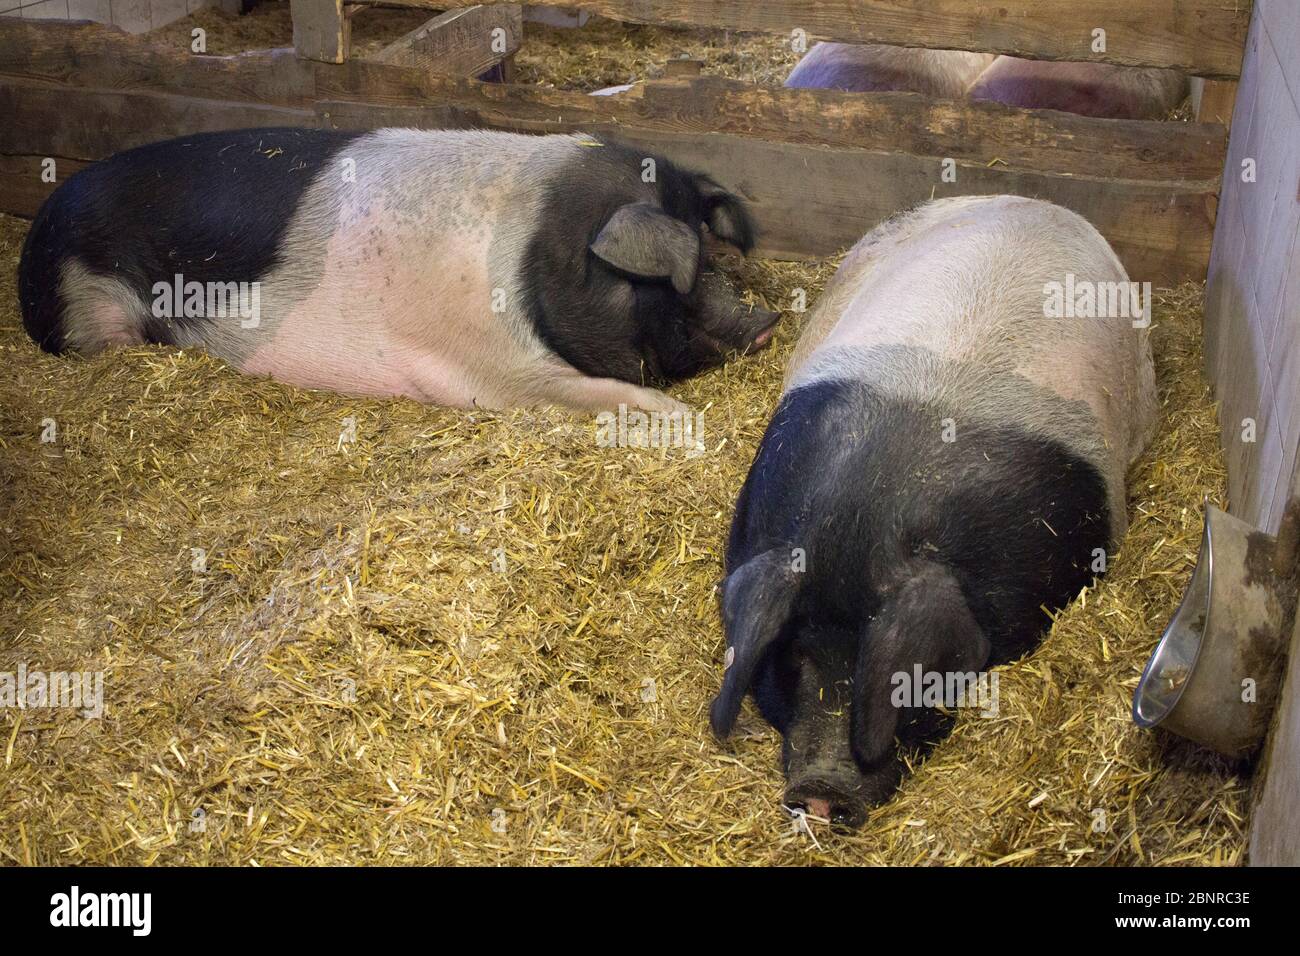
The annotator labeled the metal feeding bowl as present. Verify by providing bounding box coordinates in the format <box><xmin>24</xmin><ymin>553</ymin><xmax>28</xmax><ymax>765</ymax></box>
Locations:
<box><xmin>1133</xmin><ymin>502</ymin><xmax>1297</xmax><ymax>758</ymax></box>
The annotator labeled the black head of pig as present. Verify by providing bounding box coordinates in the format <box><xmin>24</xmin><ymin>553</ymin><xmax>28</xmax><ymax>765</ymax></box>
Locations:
<box><xmin>709</xmin><ymin>378</ymin><xmax>1109</xmax><ymax>827</ymax></box>
<box><xmin>520</xmin><ymin>141</ymin><xmax>779</xmax><ymax>387</ymax></box>
<box><xmin>711</xmin><ymin>553</ymin><xmax>989</xmax><ymax>828</ymax></box>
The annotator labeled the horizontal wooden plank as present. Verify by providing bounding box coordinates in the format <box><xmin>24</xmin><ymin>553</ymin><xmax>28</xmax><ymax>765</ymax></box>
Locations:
<box><xmin>623</xmin><ymin>77</ymin><xmax>1227</xmax><ymax>182</ymax></box>
<box><xmin>0</xmin><ymin>83</ymin><xmax>316</xmax><ymax>161</ymax></box>
<box><xmin>382</xmin><ymin>0</ymin><xmax>1251</xmax><ymax>76</ymax></box>
<box><xmin>0</xmin><ymin>155</ymin><xmax>92</xmax><ymax>218</ymax></box>
<box><xmin>0</xmin><ymin>21</ymin><xmax>1226</xmax><ymax>184</ymax></box>
<box><xmin>598</xmin><ymin>129</ymin><xmax>1213</xmax><ymax>284</ymax></box>
<box><xmin>315</xmin><ymin>64</ymin><xmax>1226</xmax><ymax>181</ymax></box>
<box><xmin>0</xmin><ymin>21</ymin><xmax>319</xmax><ymax>105</ymax></box>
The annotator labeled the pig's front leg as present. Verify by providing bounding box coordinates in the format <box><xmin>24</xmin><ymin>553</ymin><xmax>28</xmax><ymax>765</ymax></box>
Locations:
<box><xmin>535</xmin><ymin>372</ymin><xmax>689</xmax><ymax>415</ymax></box>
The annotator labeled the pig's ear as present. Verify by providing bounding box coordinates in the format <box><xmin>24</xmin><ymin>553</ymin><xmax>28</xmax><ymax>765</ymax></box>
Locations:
<box><xmin>590</xmin><ymin>202</ymin><xmax>700</xmax><ymax>294</ymax></box>
<box><xmin>851</xmin><ymin>562</ymin><xmax>991</xmax><ymax>765</ymax></box>
<box><xmin>697</xmin><ymin>178</ymin><xmax>756</xmax><ymax>254</ymax></box>
<box><xmin>709</xmin><ymin>549</ymin><xmax>798</xmax><ymax>738</ymax></box>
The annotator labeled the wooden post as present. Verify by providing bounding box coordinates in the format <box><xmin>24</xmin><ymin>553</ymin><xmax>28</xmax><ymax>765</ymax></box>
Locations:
<box><xmin>1193</xmin><ymin>78</ymin><xmax>1240</xmax><ymax>128</ymax></box>
<box><xmin>664</xmin><ymin>58</ymin><xmax>704</xmax><ymax>78</ymax></box>
<box><xmin>291</xmin><ymin>0</ymin><xmax>350</xmax><ymax>65</ymax></box>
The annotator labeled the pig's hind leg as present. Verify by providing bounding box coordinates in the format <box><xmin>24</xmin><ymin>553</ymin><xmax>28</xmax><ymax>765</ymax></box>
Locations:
<box><xmin>56</xmin><ymin>260</ymin><xmax>151</xmax><ymax>353</ymax></box>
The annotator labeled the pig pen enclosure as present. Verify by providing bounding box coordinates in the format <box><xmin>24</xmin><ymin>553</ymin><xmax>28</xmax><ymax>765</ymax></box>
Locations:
<box><xmin>0</xmin><ymin>2</ymin><xmax>1254</xmax><ymax>864</ymax></box>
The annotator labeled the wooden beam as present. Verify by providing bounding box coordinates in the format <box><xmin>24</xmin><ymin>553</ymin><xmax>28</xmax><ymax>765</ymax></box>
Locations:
<box><xmin>370</xmin><ymin>4</ymin><xmax>523</xmax><ymax>77</ymax></box>
<box><xmin>0</xmin><ymin>82</ymin><xmax>1215</xmax><ymax>284</ymax></box>
<box><xmin>0</xmin><ymin>83</ymin><xmax>316</xmax><ymax>161</ymax></box>
<box><xmin>607</xmin><ymin>78</ymin><xmax>1226</xmax><ymax>183</ymax></box>
<box><xmin>369</xmin><ymin>0</ymin><xmax>1251</xmax><ymax>77</ymax></box>
<box><xmin>0</xmin><ymin>155</ymin><xmax>92</xmax><ymax>218</ymax></box>
<box><xmin>0</xmin><ymin>20</ymin><xmax>1223</xmax><ymax>284</ymax></box>
<box><xmin>606</xmin><ymin>128</ymin><xmax>1214</xmax><ymax>282</ymax></box>
<box><xmin>663</xmin><ymin>58</ymin><xmax>704</xmax><ymax>78</ymax></box>
<box><xmin>292</xmin><ymin>0</ymin><xmax>351</xmax><ymax>64</ymax></box>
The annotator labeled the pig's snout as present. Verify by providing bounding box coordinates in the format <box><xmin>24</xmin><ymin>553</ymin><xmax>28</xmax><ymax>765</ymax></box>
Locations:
<box><xmin>705</xmin><ymin>304</ymin><xmax>779</xmax><ymax>356</ymax></box>
<box><xmin>783</xmin><ymin>748</ymin><xmax>902</xmax><ymax>830</ymax></box>
<box><xmin>785</xmin><ymin>779</ymin><xmax>869</xmax><ymax>830</ymax></box>
<box><xmin>740</xmin><ymin>306</ymin><xmax>780</xmax><ymax>352</ymax></box>
<box><xmin>693</xmin><ymin>270</ymin><xmax>780</xmax><ymax>356</ymax></box>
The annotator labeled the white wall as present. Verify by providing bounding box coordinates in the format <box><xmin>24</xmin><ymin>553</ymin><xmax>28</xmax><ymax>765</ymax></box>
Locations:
<box><xmin>0</xmin><ymin>0</ymin><xmax>228</xmax><ymax>34</ymax></box>
<box><xmin>1205</xmin><ymin>0</ymin><xmax>1300</xmax><ymax>869</ymax></box>
<box><xmin>1204</xmin><ymin>0</ymin><xmax>1300</xmax><ymax>536</ymax></box>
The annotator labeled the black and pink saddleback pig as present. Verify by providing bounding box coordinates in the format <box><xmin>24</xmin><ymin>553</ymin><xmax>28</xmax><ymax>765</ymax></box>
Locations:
<box><xmin>785</xmin><ymin>43</ymin><xmax>1187</xmax><ymax>121</ymax></box>
<box><xmin>710</xmin><ymin>196</ymin><xmax>1157</xmax><ymax>827</ymax></box>
<box><xmin>784</xmin><ymin>42</ymin><xmax>996</xmax><ymax>98</ymax></box>
<box><xmin>967</xmin><ymin>57</ymin><xmax>1187</xmax><ymax>120</ymax></box>
<box><xmin>19</xmin><ymin>128</ymin><xmax>777</xmax><ymax>412</ymax></box>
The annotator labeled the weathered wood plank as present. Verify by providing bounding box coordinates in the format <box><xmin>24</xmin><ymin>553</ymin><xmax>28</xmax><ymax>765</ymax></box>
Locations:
<box><xmin>315</xmin><ymin>99</ymin><xmax>476</xmax><ymax>131</ymax></box>
<box><xmin>316</xmin><ymin>62</ymin><xmax>1227</xmax><ymax>182</ymax></box>
<box><xmin>291</xmin><ymin>0</ymin><xmax>350</xmax><ymax>64</ymax></box>
<box><xmin>595</xmin><ymin>129</ymin><xmax>1214</xmax><ymax>284</ymax></box>
<box><xmin>0</xmin><ymin>155</ymin><xmax>92</xmax><ymax>218</ymax></box>
<box><xmin>0</xmin><ymin>23</ymin><xmax>316</xmax><ymax>105</ymax></box>
<box><xmin>376</xmin><ymin>0</ymin><xmax>1251</xmax><ymax>76</ymax></box>
<box><xmin>622</xmin><ymin>77</ymin><xmax>1227</xmax><ymax>182</ymax></box>
<box><xmin>0</xmin><ymin>83</ymin><xmax>316</xmax><ymax>161</ymax></box>
<box><xmin>370</xmin><ymin>4</ymin><xmax>523</xmax><ymax>77</ymax></box>
<box><xmin>1195</xmin><ymin>78</ymin><xmax>1240</xmax><ymax>128</ymax></box>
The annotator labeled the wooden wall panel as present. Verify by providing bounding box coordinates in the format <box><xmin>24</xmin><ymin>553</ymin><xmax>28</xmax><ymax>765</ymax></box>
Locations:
<box><xmin>370</xmin><ymin>4</ymin><xmax>523</xmax><ymax>76</ymax></box>
<box><xmin>1250</xmin><ymin>459</ymin><xmax>1300</xmax><ymax>867</ymax></box>
<box><xmin>1205</xmin><ymin>0</ymin><xmax>1300</xmax><ymax>866</ymax></box>
<box><xmin>1205</xmin><ymin>0</ymin><xmax>1300</xmax><ymax>536</ymax></box>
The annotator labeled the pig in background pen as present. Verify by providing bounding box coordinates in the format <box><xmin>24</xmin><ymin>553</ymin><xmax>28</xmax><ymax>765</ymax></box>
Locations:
<box><xmin>785</xmin><ymin>42</ymin><xmax>1188</xmax><ymax>120</ymax></box>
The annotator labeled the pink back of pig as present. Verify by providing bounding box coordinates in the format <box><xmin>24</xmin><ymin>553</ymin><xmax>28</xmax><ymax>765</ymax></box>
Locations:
<box><xmin>967</xmin><ymin>57</ymin><xmax>1188</xmax><ymax>119</ymax></box>
<box><xmin>784</xmin><ymin>42</ymin><xmax>996</xmax><ymax>99</ymax></box>
<box><xmin>182</xmin><ymin>130</ymin><xmax>704</xmax><ymax>414</ymax></box>
<box><xmin>203</xmin><ymin>130</ymin><xmax>573</xmax><ymax>409</ymax></box>
<box><xmin>785</xmin><ymin>195</ymin><xmax>1158</xmax><ymax>544</ymax></box>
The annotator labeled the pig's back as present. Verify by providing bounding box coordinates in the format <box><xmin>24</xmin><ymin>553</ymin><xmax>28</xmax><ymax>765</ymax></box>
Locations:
<box><xmin>213</xmin><ymin>130</ymin><xmax>589</xmax><ymax>404</ymax></box>
<box><xmin>804</xmin><ymin>196</ymin><xmax>1123</xmax><ymax>363</ymax></box>
<box><xmin>786</xmin><ymin>43</ymin><xmax>996</xmax><ymax>98</ymax></box>
<box><xmin>788</xmin><ymin>195</ymin><xmax>1157</xmax><ymax>541</ymax></box>
<box><xmin>967</xmin><ymin>58</ymin><xmax>1188</xmax><ymax>119</ymax></box>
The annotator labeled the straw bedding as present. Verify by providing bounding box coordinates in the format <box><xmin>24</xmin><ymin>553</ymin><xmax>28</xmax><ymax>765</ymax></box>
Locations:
<box><xmin>0</xmin><ymin>10</ymin><xmax>1242</xmax><ymax>866</ymax></box>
